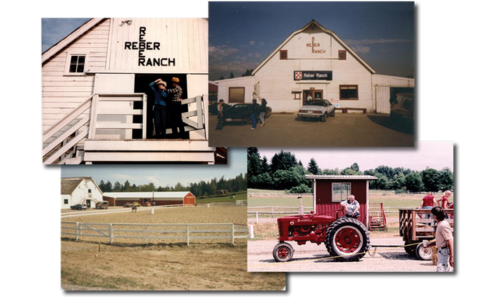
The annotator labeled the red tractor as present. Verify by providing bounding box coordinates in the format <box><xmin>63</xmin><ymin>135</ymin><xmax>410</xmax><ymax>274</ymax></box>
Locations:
<box><xmin>272</xmin><ymin>207</ymin><xmax>370</xmax><ymax>262</ymax></box>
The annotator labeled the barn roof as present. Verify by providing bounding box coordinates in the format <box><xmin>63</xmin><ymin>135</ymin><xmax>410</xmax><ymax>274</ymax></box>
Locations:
<box><xmin>61</xmin><ymin>177</ymin><xmax>103</xmax><ymax>194</ymax></box>
<box><xmin>252</xmin><ymin>19</ymin><xmax>376</xmax><ymax>75</ymax></box>
<box><xmin>42</xmin><ymin>18</ymin><xmax>107</xmax><ymax>64</ymax></box>
<box><xmin>306</xmin><ymin>175</ymin><xmax>378</xmax><ymax>180</ymax></box>
<box><xmin>103</xmin><ymin>191</ymin><xmax>192</xmax><ymax>199</ymax></box>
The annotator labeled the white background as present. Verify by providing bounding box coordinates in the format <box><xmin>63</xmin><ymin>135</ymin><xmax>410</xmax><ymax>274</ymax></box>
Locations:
<box><xmin>1</xmin><ymin>0</ymin><xmax>499</xmax><ymax>299</ymax></box>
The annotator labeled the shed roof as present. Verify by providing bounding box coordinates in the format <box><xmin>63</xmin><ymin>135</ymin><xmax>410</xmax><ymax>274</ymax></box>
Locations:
<box><xmin>306</xmin><ymin>175</ymin><xmax>378</xmax><ymax>180</ymax></box>
<box><xmin>252</xmin><ymin>19</ymin><xmax>376</xmax><ymax>75</ymax></box>
<box><xmin>61</xmin><ymin>177</ymin><xmax>103</xmax><ymax>194</ymax></box>
<box><xmin>103</xmin><ymin>192</ymin><xmax>192</xmax><ymax>199</ymax></box>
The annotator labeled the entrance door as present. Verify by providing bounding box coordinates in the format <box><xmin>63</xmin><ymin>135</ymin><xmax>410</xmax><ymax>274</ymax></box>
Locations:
<box><xmin>86</xmin><ymin>199</ymin><xmax>91</xmax><ymax>208</ymax></box>
<box><xmin>135</xmin><ymin>74</ymin><xmax>189</xmax><ymax>139</ymax></box>
<box><xmin>303</xmin><ymin>90</ymin><xmax>323</xmax><ymax>105</ymax></box>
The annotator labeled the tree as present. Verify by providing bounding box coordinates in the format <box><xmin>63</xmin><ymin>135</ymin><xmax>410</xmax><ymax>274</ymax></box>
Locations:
<box><xmin>351</xmin><ymin>163</ymin><xmax>360</xmax><ymax>172</ymax></box>
<box><xmin>219</xmin><ymin>75</ymin><xmax>225</xmax><ymax>80</ymax></box>
<box><xmin>123</xmin><ymin>180</ymin><xmax>131</xmax><ymax>192</ymax></box>
<box><xmin>261</xmin><ymin>156</ymin><xmax>271</xmax><ymax>174</ymax></box>
<box><xmin>405</xmin><ymin>172</ymin><xmax>425</xmax><ymax>192</ymax></box>
<box><xmin>270</xmin><ymin>150</ymin><xmax>298</xmax><ymax>173</ymax></box>
<box><xmin>289</xmin><ymin>184</ymin><xmax>312</xmax><ymax>193</ymax></box>
<box><xmin>421</xmin><ymin>168</ymin><xmax>440</xmax><ymax>192</ymax></box>
<box><xmin>341</xmin><ymin>168</ymin><xmax>359</xmax><ymax>175</ymax></box>
<box><xmin>248</xmin><ymin>152</ymin><xmax>262</xmax><ymax>178</ymax></box>
<box><xmin>229</xmin><ymin>72</ymin><xmax>235</xmax><ymax>78</ymax></box>
<box><xmin>438</xmin><ymin>168</ymin><xmax>454</xmax><ymax>191</ymax></box>
<box><xmin>113</xmin><ymin>181</ymin><xmax>122</xmax><ymax>192</ymax></box>
<box><xmin>307</xmin><ymin>158</ymin><xmax>320</xmax><ymax>175</ymax></box>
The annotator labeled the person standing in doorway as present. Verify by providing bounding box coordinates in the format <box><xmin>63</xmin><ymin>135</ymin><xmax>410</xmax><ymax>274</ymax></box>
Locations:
<box><xmin>250</xmin><ymin>99</ymin><xmax>259</xmax><ymax>130</ymax></box>
<box><xmin>149</xmin><ymin>79</ymin><xmax>168</xmax><ymax>138</ymax></box>
<box><xmin>259</xmin><ymin>98</ymin><xmax>267</xmax><ymax>126</ymax></box>
<box><xmin>165</xmin><ymin>77</ymin><xmax>185</xmax><ymax>138</ymax></box>
<box><xmin>216</xmin><ymin>99</ymin><xmax>225</xmax><ymax>130</ymax></box>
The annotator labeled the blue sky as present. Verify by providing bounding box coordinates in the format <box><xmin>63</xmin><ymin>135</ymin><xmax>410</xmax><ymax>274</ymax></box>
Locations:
<box><xmin>42</xmin><ymin>18</ymin><xmax>90</xmax><ymax>53</ymax></box>
<box><xmin>209</xmin><ymin>2</ymin><xmax>414</xmax><ymax>80</ymax></box>
<box><xmin>61</xmin><ymin>148</ymin><xmax>246</xmax><ymax>186</ymax></box>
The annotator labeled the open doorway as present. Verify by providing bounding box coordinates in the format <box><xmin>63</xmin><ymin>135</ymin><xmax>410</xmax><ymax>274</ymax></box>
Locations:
<box><xmin>86</xmin><ymin>199</ymin><xmax>91</xmax><ymax>208</ymax></box>
<box><xmin>303</xmin><ymin>89</ymin><xmax>323</xmax><ymax>105</ymax></box>
<box><xmin>134</xmin><ymin>74</ymin><xmax>189</xmax><ymax>139</ymax></box>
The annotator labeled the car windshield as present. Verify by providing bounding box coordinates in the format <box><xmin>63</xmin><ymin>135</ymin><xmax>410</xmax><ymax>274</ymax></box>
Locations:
<box><xmin>305</xmin><ymin>100</ymin><xmax>324</xmax><ymax>106</ymax></box>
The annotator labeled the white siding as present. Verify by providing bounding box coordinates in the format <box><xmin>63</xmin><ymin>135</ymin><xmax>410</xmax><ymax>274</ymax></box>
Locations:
<box><xmin>42</xmin><ymin>19</ymin><xmax>111</xmax><ymax>135</ymax></box>
<box><xmin>372</xmin><ymin>74</ymin><xmax>415</xmax><ymax>113</ymax></box>
<box><xmin>61</xmin><ymin>195</ymin><xmax>71</xmax><ymax>209</ymax></box>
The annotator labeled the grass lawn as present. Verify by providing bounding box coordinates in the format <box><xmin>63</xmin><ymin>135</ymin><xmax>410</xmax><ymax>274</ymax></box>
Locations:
<box><xmin>196</xmin><ymin>191</ymin><xmax>247</xmax><ymax>204</ymax></box>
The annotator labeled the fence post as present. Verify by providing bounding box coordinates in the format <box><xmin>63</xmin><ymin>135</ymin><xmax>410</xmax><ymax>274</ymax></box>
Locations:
<box><xmin>232</xmin><ymin>224</ymin><xmax>235</xmax><ymax>245</ymax></box>
<box><xmin>75</xmin><ymin>222</ymin><xmax>79</xmax><ymax>241</ymax></box>
<box><xmin>256</xmin><ymin>212</ymin><xmax>259</xmax><ymax>223</ymax></box>
<box><xmin>142</xmin><ymin>224</ymin><xmax>145</xmax><ymax>245</ymax></box>
<box><xmin>109</xmin><ymin>224</ymin><xmax>113</xmax><ymax>244</ymax></box>
<box><xmin>272</xmin><ymin>207</ymin><xmax>274</xmax><ymax>218</ymax></box>
<box><xmin>187</xmin><ymin>224</ymin><xmax>190</xmax><ymax>246</ymax></box>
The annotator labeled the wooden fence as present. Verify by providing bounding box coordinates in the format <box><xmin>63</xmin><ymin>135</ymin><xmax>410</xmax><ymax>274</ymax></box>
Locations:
<box><xmin>61</xmin><ymin>222</ymin><xmax>247</xmax><ymax>245</ymax></box>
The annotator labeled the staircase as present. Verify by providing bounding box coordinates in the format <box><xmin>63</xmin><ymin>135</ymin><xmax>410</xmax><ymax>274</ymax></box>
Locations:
<box><xmin>369</xmin><ymin>203</ymin><xmax>387</xmax><ymax>231</ymax></box>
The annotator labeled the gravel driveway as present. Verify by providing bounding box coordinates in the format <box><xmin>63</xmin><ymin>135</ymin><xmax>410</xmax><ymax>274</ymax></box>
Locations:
<box><xmin>248</xmin><ymin>237</ymin><xmax>437</xmax><ymax>272</ymax></box>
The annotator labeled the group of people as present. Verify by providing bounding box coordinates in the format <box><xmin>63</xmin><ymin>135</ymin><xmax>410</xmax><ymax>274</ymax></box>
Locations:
<box><xmin>149</xmin><ymin>78</ymin><xmax>185</xmax><ymax>139</ymax></box>
<box><xmin>420</xmin><ymin>190</ymin><xmax>453</xmax><ymax>220</ymax></box>
<box><xmin>215</xmin><ymin>98</ymin><xmax>268</xmax><ymax>130</ymax></box>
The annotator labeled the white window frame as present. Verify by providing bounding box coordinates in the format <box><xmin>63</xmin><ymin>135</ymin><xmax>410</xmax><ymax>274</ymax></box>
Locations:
<box><xmin>64</xmin><ymin>53</ymin><xmax>88</xmax><ymax>76</ymax></box>
<box><xmin>331</xmin><ymin>182</ymin><xmax>351</xmax><ymax>202</ymax></box>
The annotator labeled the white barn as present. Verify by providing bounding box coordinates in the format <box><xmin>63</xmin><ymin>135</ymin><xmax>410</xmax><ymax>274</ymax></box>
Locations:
<box><xmin>215</xmin><ymin>20</ymin><xmax>414</xmax><ymax>113</ymax></box>
<box><xmin>42</xmin><ymin>18</ymin><xmax>219</xmax><ymax>164</ymax></box>
<box><xmin>61</xmin><ymin>177</ymin><xmax>103</xmax><ymax>209</ymax></box>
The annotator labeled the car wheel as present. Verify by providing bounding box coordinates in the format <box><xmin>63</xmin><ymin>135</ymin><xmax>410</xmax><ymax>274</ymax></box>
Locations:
<box><xmin>321</xmin><ymin>114</ymin><xmax>327</xmax><ymax>122</ymax></box>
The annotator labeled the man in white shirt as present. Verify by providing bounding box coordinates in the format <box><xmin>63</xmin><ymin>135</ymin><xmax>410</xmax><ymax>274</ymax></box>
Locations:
<box><xmin>423</xmin><ymin>206</ymin><xmax>454</xmax><ymax>272</ymax></box>
<box><xmin>340</xmin><ymin>195</ymin><xmax>360</xmax><ymax>218</ymax></box>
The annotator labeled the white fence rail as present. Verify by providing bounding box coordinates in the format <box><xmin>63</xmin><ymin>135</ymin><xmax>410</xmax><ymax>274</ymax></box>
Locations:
<box><xmin>249</xmin><ymin>193</ymin><xmax>313</xmax><ymax>198</ymax></box>
<box><xmin>62</xmin><ymin>222</ymin><xmax>247</xmax><ymax>245</ymax></box>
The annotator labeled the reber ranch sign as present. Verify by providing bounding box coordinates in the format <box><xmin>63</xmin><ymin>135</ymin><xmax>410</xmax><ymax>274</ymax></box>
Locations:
<box><xmin>124</xmin><ymin>27</ymin><xmax>176</xmax><ymax>67</ymax></box>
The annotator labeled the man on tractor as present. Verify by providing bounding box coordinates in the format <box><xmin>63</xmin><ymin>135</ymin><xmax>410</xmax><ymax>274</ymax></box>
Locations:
<box><xmin>340</xmin><ymin>195</ymin><xmax>360</xmax><ymax>218</ymax></box>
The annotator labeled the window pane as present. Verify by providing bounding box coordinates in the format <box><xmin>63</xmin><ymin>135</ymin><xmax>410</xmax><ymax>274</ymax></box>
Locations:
<box><xmin>332</xmin><ymin>183</ymin><xmax>351</xmax><ymax>201</ymax></box>
<box><xmin>77</xmin><ymin>64</ymin><xmax>84</xmax><ymax>73</ymax></box>
<box><xmin>70</xmin><ymin>56</ymin><xmax>78</xmax><ymax>63</ymax></box>
<box><xmin>78</xmin><ymin>56</ymin><xmax>85</xmax><ymax>64</ymax></box>
<box><xmin>69</xmin><ymin>64</ymin><xmax>77</xmax><ymax>73</ymax></box>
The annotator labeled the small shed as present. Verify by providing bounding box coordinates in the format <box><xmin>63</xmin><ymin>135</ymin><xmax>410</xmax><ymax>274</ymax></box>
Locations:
<box><xmin>306</xmin><ymin>175</ymin><xmax>378</xmax><ymax>227</ymax></box>
<box><xmin>103</xmin><ymin>191</ymin><xmax>195</xmax><ymax>206</ymax></box>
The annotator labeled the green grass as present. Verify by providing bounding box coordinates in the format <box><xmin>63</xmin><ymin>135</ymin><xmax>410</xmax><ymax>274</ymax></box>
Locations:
<box><xmin>196</xmin><ymin>191</ymin><xmax>247</xmax><ymax>204</ymax></box>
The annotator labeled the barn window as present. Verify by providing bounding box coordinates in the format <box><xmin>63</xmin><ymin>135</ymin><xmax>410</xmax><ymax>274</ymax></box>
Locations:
<box><xmin>228</xmin><ymin>87</ymin><xmax>245</xmax><ymax>103</ymax></box>
<box><xmin>280</xmin><ymin>50</ymin><xmax>288</xmax><ymax>60</ymax></box>
<box><xmin>68</xmin><ymin>55</ymin><xmax>86</xmax><ymax>73</ymax></box>
<box><xmin>88</xmin><ymin>189</ymin><xmax>92</xmax><ymax>193</ymax></box>
<box><xmin>331</xmin><ymin>183</ymin><xmax>351</xmax><ymax>202</ymax></box>
<box><xmin>338</xmin><ymin>50</ymin><xmax>346</xmax><ymax>60</ymax></box>
<box><xmin>64</xmin><ymin>199</ymin><xmax>68</xmax><ymax>204</ymax></box>
<box><xmin>340</xmin><ymin>85</ymin><xmax>358</xmax><ymax>100</ymax></box>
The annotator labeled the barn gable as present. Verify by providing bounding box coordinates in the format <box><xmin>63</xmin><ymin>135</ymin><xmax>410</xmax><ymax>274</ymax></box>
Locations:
<box><xmin>253</xmin><ymin>19</ymin><xmax>376</xmax><ymax>76</ymax></box>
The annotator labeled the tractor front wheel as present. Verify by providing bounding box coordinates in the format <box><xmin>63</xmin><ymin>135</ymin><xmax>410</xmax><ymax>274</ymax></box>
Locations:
<box><xmin>272</xmin><ymin>242</ymin><xmax>294</xmax><ymax>262</ymax></box>
<box><xmin>325</xmin><ymin>217</ymin><xmax>370</xmax><ymax>261</ymax></box>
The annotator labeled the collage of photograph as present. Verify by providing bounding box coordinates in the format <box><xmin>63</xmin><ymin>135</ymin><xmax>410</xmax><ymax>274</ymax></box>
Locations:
<box><xmin>38</xmin><ymin>1</ymin><xmax>456</xmax><ymax>292</ymax></box>
<box><xmin>10</xmin><ymin>0</ymin><xmax>497</xmax><ymax>298</ymax></box>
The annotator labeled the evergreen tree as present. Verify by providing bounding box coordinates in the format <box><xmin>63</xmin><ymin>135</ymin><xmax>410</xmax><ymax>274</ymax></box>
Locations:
<box><xmin>307</xmin><ymin>158</ymin><xmax>320</xmax><ymax>174</ymax></box>
<box><xmin>219</xmin><ymin>75</ymin><xmax>225</xmax><ymax>80</ymax></box>
<box><xmin>229</xmin><ymin>72</ymin><xmax>235</xmax><ymax>78</ymax></box>
<box><xmin>270</xmin><ymin>150</ymin><xmax>298</xmax><ymax>173</ymax></box>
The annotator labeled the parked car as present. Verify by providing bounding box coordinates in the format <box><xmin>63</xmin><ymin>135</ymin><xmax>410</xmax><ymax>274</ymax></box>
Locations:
<box><xmin>123</xmin><ymin>202</ymin><xmax>133</xmax><ymax>207</ymax></box>
<box><xmin>209</xmin><ymin>102</ymin><xmax>231</xmax><ymax>115</ymax></box>
<box><xmin>390</xmin><ymin>93</ymin><xmax>414</xmax><ymax>130</ymax></box>
<box><xmin>95</xmin><ymin>201</ymin><xmax>109</xmax><ymax>209</ymax></box>
<box><xmin>297</xmin><ymin>99</ymin><xmax>335</xmax><ymax>122</ymax></box>
<box><xmin>223</xmin><ymin>103</ymin><xmax>272</xmax><ymax>124</ymax></box>
<box><xmin>70</xmin><ymin>204</ymin><xmax>87</xmax><ymax>210</ymax></box>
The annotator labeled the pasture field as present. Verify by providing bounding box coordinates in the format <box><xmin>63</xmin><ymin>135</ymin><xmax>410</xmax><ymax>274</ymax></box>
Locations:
<box><xmin>61</xmin><ymin>241</ymin><xmax>285</xmax><ymax>291</ymax></box>
<box><xmin>61</xmin><ymin>205</ymin><xmax>286</xmax><ymax>291</ymax></box>
<box><xmin>197</xmin><ymin>191</ymin><xmax>247</xmax><ymax>204</ymax></box>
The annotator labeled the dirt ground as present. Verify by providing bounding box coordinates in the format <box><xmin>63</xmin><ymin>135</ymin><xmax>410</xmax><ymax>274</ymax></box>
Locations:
<box><xmin>61</xmin><ymin>206</ymin><xmax>286</xmax><ymax>290</ymax></box>
<box><xmin>209</xmin><ymin>113</ymin><xmax>414</xmax><ymax>147</ymax></box>
<box><xmin>62</xmin><ymin>241</ymin><xmax>286</xmax><ymax>291</ymax></box>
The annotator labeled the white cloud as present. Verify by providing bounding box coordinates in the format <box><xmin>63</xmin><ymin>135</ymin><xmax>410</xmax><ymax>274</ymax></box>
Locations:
<box><xmin>345</xmin><ymin>38</ymin><xmax>412</xmax><ymax>45</ymax></box>
<box><xmin>209</xmin><ymin>45</ymin><xmax>238</xmax><ymax>61</ymax></box>
<box><xmin>352</xmin><ymin>45</ymin><xmax>370</xmax><ymax>55</ymax></box>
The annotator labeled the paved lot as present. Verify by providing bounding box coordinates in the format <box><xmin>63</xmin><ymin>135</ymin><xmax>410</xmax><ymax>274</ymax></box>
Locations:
<box><xmin>209</xmin><ymin>113</ymin><xmax>414</xmax><ymax>147</ymax></box>
<box><xmin>248</xmin><ymin>237</ymin><xmax>437</xmax><ymax>272</ymax></box>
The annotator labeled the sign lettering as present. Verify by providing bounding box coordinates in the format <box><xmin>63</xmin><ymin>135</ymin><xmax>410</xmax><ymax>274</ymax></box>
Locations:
<box><xmin>306</xmin><ymin>37</ymin><xmax>326</xmax><ymax>53</ymax></box>
<box><xmin>294</xmin><ymin>71</ymin><xmax>332</xmax><ymax>81</ymax></box>
<box><xmin>124</xmin><ymin>27</ymin><xmax>176</xmax><ymax>67</ymax></box>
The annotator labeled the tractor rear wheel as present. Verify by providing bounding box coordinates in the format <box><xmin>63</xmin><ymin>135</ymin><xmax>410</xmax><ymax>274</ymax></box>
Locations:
<box><xmin>272</xmin><ymin>242</ymin><xmax>294</xmax><ymax>262</ymax></box>
<box><xmin>415</xmin><ymin>243</ymin><xmax>432</xmax><ymax>260</ymax></box>
<box><xmin>325</xmin><ymin>217</ymin><xmax>370</xmax><ymax>261</ymax></box>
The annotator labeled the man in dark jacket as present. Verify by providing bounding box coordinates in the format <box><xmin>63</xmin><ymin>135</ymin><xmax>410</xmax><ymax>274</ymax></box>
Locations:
<box><xmin>149</xmin><ymin>79</ymin><xmax>168</xmax><ymax>138</ymax></box>
<box><xmin>250</xmin><ymin>99</ymin><xmax>260</xmax><ymax>130</ymax></box>
<box><xmin>165</xmin><ymin>77</ymin><xmax>185</xmax><ymax>138</ymax></box>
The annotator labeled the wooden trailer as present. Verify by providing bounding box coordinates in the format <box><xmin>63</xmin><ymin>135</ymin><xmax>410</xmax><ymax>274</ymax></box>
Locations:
<box><xmin>399</xmin><ymin>208</ymin><xmax>454</xmax><ymax>258</ymax></box>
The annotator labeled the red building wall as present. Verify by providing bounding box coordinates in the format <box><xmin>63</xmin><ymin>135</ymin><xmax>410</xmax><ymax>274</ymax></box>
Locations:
<box><xmin>315</xmin><ymin>179</ymin><xmax>368</xmax><ymax>225</ymax></box>
<box><xmin>184</xmin><ymin>193</ymin><xmax>196</xmax><ymax>205</ymax></box>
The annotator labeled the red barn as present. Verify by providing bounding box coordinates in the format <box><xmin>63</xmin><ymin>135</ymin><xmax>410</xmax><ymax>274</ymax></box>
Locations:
<box><xmin>103</xmin><ymin>192</ymin><xmax>196</xmax><ymax>206</ymax></box>
<box><xmin>306</xmin><ymin>175</ymin><xmax>377</xmax><ymax>227</ymax></box>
